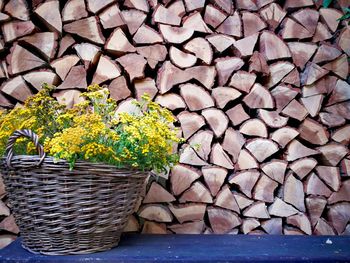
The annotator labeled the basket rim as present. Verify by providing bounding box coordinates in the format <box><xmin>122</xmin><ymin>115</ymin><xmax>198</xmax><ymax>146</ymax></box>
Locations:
<box><xmin>1</xmin><ymin>155</ymin><xmax>150</xmax><ymax>177</ymax></box>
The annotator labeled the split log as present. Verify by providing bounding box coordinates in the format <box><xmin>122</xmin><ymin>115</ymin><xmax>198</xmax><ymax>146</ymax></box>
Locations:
<box><xmin>327</xmin><ymin>203</ymin><xmax>350</xmax><ymax>234</ymax></box>
<box><xmin>241</xmin><ymin>219</ymin><xmax>260</xmax><ymax>234</ymax></box>
<box><xmin>202</xmin><ymin>108</ymin><xmax>228</xmax><ymax>138</ymax></box>
<box><xmin>271</xmin><ymin>85</ymin><xmax>298</xmax><ymax>112</ymax></box>
<box><xmin>284</xmin><ymin>173</ymin><xmax>305</xmax><ymax>212</ymax></box>
<box><xmin>243</xmin><ymin>84</ymin><xmax>274</xmax><ymax>109</ymax></box>
<box><xmin>246</xmin><ymin>139</ymin><xmax>279</xmax><ymax>163</ymax></box>
<box><xmin>153</xmin><ymin>4</ymin><xmax>181</xmax><ymax>26</ymax></box>
<box><xmin>51</xmin><ymin>55</ymin><xmax>80</xmax><ymax>81</ymax></box>
<box><xmin>177</xmin><ymin>111</ymin><xmax>205</xmax><ymax>139</ymax></box>
<box><xmin>319</xmin><ymin>8</ymin><xmax>342</xmax><ymax>33</ymax></box>
<box><xmin>243</xmin><ymin>202</ymin><xmax>270</xmax><ymax>219</ymax></box>
<box><xmin>210</xmin><ymin>143</ymin><xmax>234</xmax><ymax>169</ymax></box>
<box><xmin>338</xmin><ymin>28</ymin><xmax>350</xmax><ymax>56</ymax></box>
<box><xmin>141</xmin><ymin>221</ymin><xmax>166</xmax><ymax>234</ymax></box>
<box><xmin>0</xmin><ymin>93</ymin><xmax>13</xmax><ymax>108</ymax></box>
<box><xmin>117</xmin><ymin>53</ymin><xmax>147</xmax><ymax>81</ymax></box>
<box><xmin>324</xmin><ymin>101</ymin><xmax>350</xmax><ymax>121</ymax></box>
<box><xmin>170</xmin><ymin>164</ymin><xmax>200</xmax><ymax>196</ymax></box>
<box><xmin>235</xmin><ymin>150</ymin><xmax>259</xmax><ymax>171</ymax></box>
<box><xmin>167</xmin><ymin>0</ymin><xmax>186</xmax><ymax>17</ymax></box>
<box><xmin>288</xmin><ymin>42</ymin><xmax>317</xmax><ymax>70</ymax></box>
<box><xmin>57</xmin><ymin>35</ymin><xmax>75</xmax><ymax>57</ymax></box>
<box><xmin>179</xmin><ymin>144</ymin><xmax>208</xmax><ymax>166</ymax></box>
<box><xmin>179</xmin><ymin>182</ymin><xmax>213</xmax><ymax>203</ymax></box>
<box><xmin>180</xmin><ymin>83</ymin><xmax>214</xmax><ymax>111</ymax></box>
<box><xmin>1</xmin><ymin>20</ymin><xmax>35</xmax><ymax>43</ymax></box>
<box><xmin>215</xmin><ymin>185</ymin><xmax>240</xmax><ymax>212</ymax></box>
<box><xmin>0</xmin><ymin>235</ymin><xmax>16</xmax><ymax>249</ymax></box>
<box><xmin>229</xmin><ymin>169</ymin><xmax>260</xmax><ymax>198</ymax></box>
<box><xmin>312</xmin><ymin>22</ymin><xmax>332</xmax><ymax>42</ymax></box>
<box><xmin>282</xmin><ymin>68</ymin><xmax>300</xmax><ymax>87</ymax></box>
<box><xmin>64</xmin><ymin>17</ymin><xmax>105</xmax><ymax>45</ymax></box>
<box><xmin>56</xmin><ymin>65</ymin><xmax>87</xmax><ymax>90</ymax></box>
<box><xmin>204</xmin><ymin>4</ymin><xmax>227</xmax><ymax>29</ymax></box>
<box><xmin>340</xmin><ymin>158</ymin><xmax>350</xmax><ymax>177</ymax></box>
<box><xmin>86</xmin><ymin>0</ymin><xmax>114</xmax><ymax>13</ymax></box>
<box><xmin>328</xmin><ymin>180</ymin><xmax>350</xmax><ymax>204</ymax></box>
<box><xmin>0</xmin><ymin>215</ymin><xmax>19</xmax><ymax>234</ymax></box>
<box><xmin>313</xmin><ymin>44</ymin><xmax>341</xmax><ymax>64</ymax></box>
<box><xmin>298</xmin><ymin>118</ymin><xmax>329</xmax><ymax>145</ymax></box>
<box><xmin>306</xmin><ymin>196</ymin><xmax>327</xmax><ymax>227</ymax></box>
<box><xmin>258</xmin><ymin>110</ymin><xmax>288</xmax><ymax>128</ymax></box>
<box><xmin>253</xmin><ymin>174</ymin><xmax>278</xmax><ymax>203</ymax></box>
<box><xmin>214</xmin><ymin>57</ymin><xmax>244</xmax><ymax>86</ymax></box>
<box><xmin>0</xmin><ymin>76</ymin><xmax>32</xmax><ymax>102</ymax></box>
<box><xmin>268</xmin><ymin>198</ymin><xmax>299</xmax><ymax>217</ymax></box>
<box><xmin>211</xmin><ymin>0</ymin><xmax>233</xmax><ymax>14</ymax></box>
<box><xmin>332</xmin><ymin>125</ymin><xmax>350</xmax><ymax>145</ymax></box>
<box><xmin>261</xmin><ymin>160</ymin><xmax>287</xmax><ymax>184</ymax></box>
<box><xmin>207</xmin><ymin>207</ymin><xmax>241</xmax><ymax>234</ymax></box>
<box><xmin>212</xmin><ymin>87</ymin><xmax>241</xmax><ymax>109</ymax></box>
<box><xmin>0</xmin><ymin>201</ymin><xmax>10</xmax><ymax>216</ymax></box>
<box><xmin>109</xmin><ymin>76</ymin><xmax>131</xmax><ymax>101</ymax></box>
<box><xmin>138</xmin><ymin>204</ymin><xmax>173</xmax><ymax>222</ymax></box>
<box><xmin>185</xmin><ymin>66</ymin><xmax>216</xmax><ymax>90</ymax></box>
<box><xmin>54</xmin><ymin>89</ymin><xmax>84</xmax><ymax>108</ymax></box>
<box><xmin>327</xmin><ymin>79</ymin><xmax>350</xmax><ymax>106</ymax></box>
<box><xmin>155</xmin><ymin>94</ymin><xmax>186</xmax><ymax>111</ymax></box>
<box><xmin>159</xmin><ymin>24</ymin><xmax>193</xmax><ymax>44</ymax></box>
<box><xmin>202</xmin><ymin>166</ymin><xmax>227</xmax><ymax>197</ymax></box>
<box><xmin>206</xmin><ymin>34</ymin><xmax>235</xmax><ymax>53</ymax></box>
<box><xmin>233</xmin><ymin>193</ymin><xmax>254</xmax><ymax>210</ymax></box>
<box><xmin>259</xmin><ymin>31</ymin><xmax>291</xmax><ymax>61</ymax></box>
<box><xmin>105</xmin><ymin>28</ymin><xmax>136</xmax><ymax>56</ymax></box>
<box><xmin>62</xmin><ymin>0</ymin><xmax>87</xmax><ymax>23</ymax></box>
<box><xmin>271</xmin><ymin>127</ymin><xmax>299</xmax><ymax>149</ymax></box>
<box><xmin>313</xmin><ymin>218</ymin><xmax>336</xmax><ymax>235</ymax></box>
<box><xmin>319</xmin><ymin>112</ymin><xmax>346</xmax><ymax>128</ymax></box>
<box><xmin>189</xmin><ymin>130</ymin><xmax>213</xmax><ymax>161</ymax></box>
<box><xmin>259</xmin><ymin>3</ymin><xmax>286</xmax><ymax>30</ymax></box>
<box><xmin>305</xmin><ymin>173</ymin><xmax>333</xmax><ymax>197</ymax></box>
<box><xmin>242</xmin><ymin>12</ymin><xmax>266</xmax><ymax>37</ymax></box>
<box><xmin>74</xmin><ymin>43</ymin><xmax>100</xmax><ymax>69</ymax></box>
<box><xmin>168</xmin><ymin>221</ymin><xmax>204</xmax><ymax>234</ymax></box>
<box><xmin>300</xmin><ymin>95</ymin><xmax>323</xmax><ymax>118</ymax></box>
<box><xmin>168</xmin><ymin>203</ymin><xmax>206</xmax><ymax>224</ymax></box>
<box><xmin>323</xmin><ymin>54</ymin><xmax>348</xmax><ymax>80</ymax></box>
<box><xmin>283</xmin><ymin>0</ymin><xmax>314</xmax><ymax>10</ymax></box>
<box><xmin>281</xmin><ymin>99</ymin><xmax>308</xmax><ymax>121</ymax></box>
<box><xmin>23</xmin><ymin>71</ymin><xmax>59</xmax><ymax>90</ymax></box>
<box><xmin>169</xmin><ymin>46</ymin><xmax>196</xmax><ymax>68</ymax></box>
<box><xmin>229</xmin><ymin>71</ymin><xmax>256</xmax><ymax>93</ymax></box>
<box><xmin>315</xmin><ymin>166</ymin><xmax>340</xmax><ymax>192</ymax></box>
<box><xmin>124</xmin><ymin>215</ymin><xmax>140</xmax><ymax>232</ymax></box>
<box><xmin>4</xmin><ymin>0</ymin><xmax>29</xmax><ymax>21</ymax></box>
<box><xmin>8</xmin><ymin>44</ymin><xmax>46</xmax><ymax>75</ymax></box>
<box><xmin>226</xmin><ymin>104</ymin><xmax>250</xmax><ymax>126</ymax></box>
<box><xmin>290</xmin><ymin>158</ymin><xmax>317</xmax><ymax>180</ymax></box>
<box><xmin>34</xmin><ymin>0</ymin><xmax>62</xmax><ymax>33</ymax></box>
<box><xmin>134</xmin><ymin>25</ymin><xmax>163</xmax><ymax>44</ymax></box>
<box><xmin>222</xmin><ymin>128</ymin><xmax>245</xmax><ymax>163</ymax></box>
<box><xmin>285</xmin><ymin>140</ymin><xmax>319</xmax><ymax>162</ymax></box>
<box><xmin>121</xmin><ymin>9</ymin><xmax>146</xmax><ymax>35</ymax></box>
<box><xmin>287</xmin><ymin>213</ymin><xmax>312</xmax><ymax>235</ymax></box>
<box><xmin>92</xmin><ymin>55</ymin><xmax>121</xmax><ymax>84</ymax></box>
<box><xmin>281</xmin><ymin>18</ymin><xmax>313</xmax><ymax>39</ymax></box>
<box><xmin>144</xmin><ymin>182</ymin><xmax>176</xmax><ymax>203</ymax></box>
<box><xmin>239</xmin><ymin>119</ymin><xmax>268</xmax><ymax>138</ymax></box>
<box><xmin>266</xmin><ymin>62</ymin><xmax>295</xmax><ymax>88</ymax></box>
<box><xmin>124</xmin><ymin>0</ymin><xmax>149</xmax><ymax>12</ymax></box>
<box><xmin>261</xmin><ymin>218</ymin><xmax>282</xmax><ymax>235</ymax></box>
<box><xmin>184</xmin><ymin>0</ymin><xmax>205</xmax><ymax>12</ymax></box>
<box><xmin>183</xmin><ymin>37</ymin><xmax>213</xmax><ymax>64</ymax></box>
<box><xmin>183</xmin><ymin>11</ymin><xmax>212</xmax><ymax>33</ymax></box>
<box><xmin>248</xmin><ymin>51</ymin><xmax>269</xmax><ymax>76</ymax></box>
<box><xmin>301</xmin><ymin>62</ymin><xmax>328</xmax><ymax>86</ymax></box>
<box><xmin>216</xmin><ymin>12</ymin><xmax>242</xmax><ymax>37</ymax></box>
<box><xmin>99</xmin><ymin>4</ymin><xmax>125</xmax><ymax>29</ymax></box>
<box><xmin>233</xmin><ymin>33</ymin><xmax>259</xmax><ymax>58</ymax></box>
<box><xmin>317</xmin><ymin>143</ymin><xmax>348</xmax><ymax>166</ymax></box>
<box><xmin>136</xmin><ymin>44</ymin><xmax>167</xmax><ymax>69</ymax></box>
<box><xmin>19</xmin><ymin>32</ymin><xmax>57</xmax><ymax>61</ymax></box>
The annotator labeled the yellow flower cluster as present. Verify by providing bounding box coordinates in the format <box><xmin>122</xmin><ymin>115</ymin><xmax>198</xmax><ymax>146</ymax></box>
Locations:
<box><xmin>0</xmin><ymin>84</ymin><xmax>182</xmax><ymax>172</ymax></box>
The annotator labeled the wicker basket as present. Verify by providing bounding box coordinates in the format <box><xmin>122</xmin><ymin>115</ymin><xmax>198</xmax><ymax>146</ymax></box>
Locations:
<box><xmin>1</xmin><ymin>130</ymin><xmax>148</xmax><ymax>255</ymax></box>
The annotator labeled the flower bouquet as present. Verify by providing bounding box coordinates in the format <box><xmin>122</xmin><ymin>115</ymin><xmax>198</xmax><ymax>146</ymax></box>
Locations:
<box><xmin>0</xmin><ymin>84</ymin><xmax>181</xmax><ymax>255</ymax></box>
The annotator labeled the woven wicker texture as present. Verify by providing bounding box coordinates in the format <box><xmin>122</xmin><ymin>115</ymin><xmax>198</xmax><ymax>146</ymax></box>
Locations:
<box><xmin>1</xmin><ymin>130</ymin><xmax>148</xmax><ymax>255</ymax></box>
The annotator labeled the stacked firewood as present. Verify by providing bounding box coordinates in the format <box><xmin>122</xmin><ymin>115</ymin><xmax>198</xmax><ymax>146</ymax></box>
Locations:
<box><xmin>0</xmin><ymin>0</ymin><xmax>349</xmax><ymax>245</ymax></box>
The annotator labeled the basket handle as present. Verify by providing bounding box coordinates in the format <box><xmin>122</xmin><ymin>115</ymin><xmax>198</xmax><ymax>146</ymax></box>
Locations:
<box><xmin>5</xmin><ymin>129</ymin><xmax>46</xmax><ymax>168</ymax></box>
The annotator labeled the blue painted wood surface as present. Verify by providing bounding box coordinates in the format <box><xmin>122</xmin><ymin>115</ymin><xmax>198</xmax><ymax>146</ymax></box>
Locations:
<box><xmin>0</xmin><ymin>234</ymin><xmax>349</xmax><ymax>262</ymax></box>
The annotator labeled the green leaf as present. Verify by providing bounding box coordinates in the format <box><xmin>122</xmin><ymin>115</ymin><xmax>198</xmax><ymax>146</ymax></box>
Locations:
<box><xmin>323</xmin><ymin>0</ymin><xmax>333</xmax><ymax>7</ymax></box>
<box><xmin>337</xmin><ymin>13</ymin><xmax>350</xmax><ymax>21</ymax></box>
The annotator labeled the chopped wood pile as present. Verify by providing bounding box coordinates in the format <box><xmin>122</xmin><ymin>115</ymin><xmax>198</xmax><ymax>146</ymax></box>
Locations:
<box><xmin>0</xmin><ymin>0</ymin><xmax>349</xmax><ymax>243</ymax></box>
